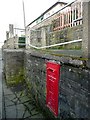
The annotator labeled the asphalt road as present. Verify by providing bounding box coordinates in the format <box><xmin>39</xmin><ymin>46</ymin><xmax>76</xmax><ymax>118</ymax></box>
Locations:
<box><xmin>0</xmin><ymin>49</ymin><xmax>2</xmax><ymax>119</ymax></box>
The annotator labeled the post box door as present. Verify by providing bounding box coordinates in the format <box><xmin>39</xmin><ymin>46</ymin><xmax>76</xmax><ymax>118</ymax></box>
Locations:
<box><xmin>46</xmin><ymin>61</ymin><xmax>60</xmax><ymax>117</ymax></box>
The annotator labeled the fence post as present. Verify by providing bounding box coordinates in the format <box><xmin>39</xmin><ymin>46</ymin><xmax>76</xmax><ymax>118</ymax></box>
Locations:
<box><xmin>41</xmin><ymin>27</ymin><xmax>46</xmax><ymax>47</ymax></box>
<box><xmin>26</xmin><ymin>27</ymin><xmax>30</xmax><ymax>49</ymax></box>
<box><xmin>82</xmin><ymin>1</ymin><xmax>90</xmax><ymax>68</ymax></box>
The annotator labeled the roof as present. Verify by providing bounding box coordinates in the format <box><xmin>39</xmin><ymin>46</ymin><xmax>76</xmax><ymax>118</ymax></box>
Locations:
<box><xmin>27</xmin><ymin>1</ymin><xmax>67</xmax><ymax>27</ymax></box>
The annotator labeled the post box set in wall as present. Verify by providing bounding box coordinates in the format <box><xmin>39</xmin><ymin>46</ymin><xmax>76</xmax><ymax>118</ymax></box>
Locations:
<box><xmin>46</xmin><ymin>61</ymin><xmax>60</xmax><ymax>117</ymax></box>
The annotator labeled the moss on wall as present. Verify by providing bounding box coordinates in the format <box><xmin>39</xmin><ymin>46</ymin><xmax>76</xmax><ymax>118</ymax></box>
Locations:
<box><xmin>3</xmin><ymin>50</ymin><xmax>25</xmax><ymax>87</ymax></box>
<box><xmin>6</xmin><ymin>67</ymin><xmax>25</xmax><ymax>86</ymax></box>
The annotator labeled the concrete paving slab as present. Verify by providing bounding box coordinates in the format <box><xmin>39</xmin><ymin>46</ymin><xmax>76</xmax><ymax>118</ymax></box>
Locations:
<box><xmin>2</xmin><ymin>80</ymin><xmax>45</xmax><ymax>119</ymax></box>
<box><xmin>19</xmin><ymin>95</ymin><xmax>30</xmax><ymax>103</ymax></box>
<box><xmin>31</xmin><ymin>108</ymin><xmax>39</xmax><ymax>115</ymax></box>
<box><xmin>6</xmin><ymin>105</ymin><xmax>17</xmax><ymax>118</ymax></box>
<box><xmin>5</xmin><ymin>94</ymin><xmax>16</xmax><ymax>101</ymax></box>
<box><xmin>5</xmin><ymin>97</ymin><xmax>15</xmax><ymax>107</ymax></box>
<box><xmin>16</xmin><ymin>104</ymin><xmax>26</xmax><ymax>118</ymax></box>
<box><xmin>3</xmin><ymin>87</ymin><xmax>13</xmax><ymax>95</ymax></box>
<box><xmin>30</xmin><ymin>113</ymin><xmax>45</xmax><ymax>118</ymax></box>
<box><xmin>24</xmin><ymin>102</ymin><xmax>36</xmax><ymax>111</ymax></box>
<box><xmin>23</xmin><ymin>110</ymin><xmax>31</xmax><ymax>118</ymax></box>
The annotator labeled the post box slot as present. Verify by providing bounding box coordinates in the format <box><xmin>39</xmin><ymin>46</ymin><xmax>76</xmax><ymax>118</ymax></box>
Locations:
<box><xmin>47</xmin><ymin>67</ymin><xmax>56</xmax><ymax>72</ymax></box>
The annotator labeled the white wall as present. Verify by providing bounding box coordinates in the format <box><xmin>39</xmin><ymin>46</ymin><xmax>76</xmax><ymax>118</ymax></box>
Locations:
<box><xmin>44</xmin><ymin>4</ymin><xmax>65</xmax><ymax>19</ymax></box>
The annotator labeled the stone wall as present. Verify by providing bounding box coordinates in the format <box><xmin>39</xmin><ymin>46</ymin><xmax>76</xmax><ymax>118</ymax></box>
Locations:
<box><xmin>24</xmin><ymin>50</ymin><xmax>90</xmax><ymax>119</ymax></box>
<box><xmin>59</xmin><ymin>65</ymin><xmax>89</xmax><ymax>118</ymax></box>
<box><xmin>3</xmin><ymin>37</ymin><xmax>19</xmax><ymax>49</ymax></box>
<box><xmin>46</xmin><ymin>25</ymin><xmax>82</xmax><ymax>49</ymax></box>
<box><xmin>3</xmin><ymin>49</ymin><xmax>90</xmax><ymax>118</ymax></box>
<box><xmin>3</xmin><ymin>49</ymin><xmax>24</xmax><ymax>86</ymax></box>
<box><xmin>24</xmin><ymin>51</ymin><xmax>46</xmax><ymax>109</ymax></box>
<box><xmin>27</xmin><ymin>24</ymin><xmax>82</xmax><ymax>50</ymax></box>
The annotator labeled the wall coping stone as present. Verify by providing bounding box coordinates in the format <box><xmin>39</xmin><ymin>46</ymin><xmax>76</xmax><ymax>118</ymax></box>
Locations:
<box><xmin>3</xmin><ymin>49</ymin><xmax>24</xmax><ymax>52</ymax></box>
<box><xmin>25</xmin><ymin>50</ymin><xmax>88</xmax><ymax>68</ymax></box>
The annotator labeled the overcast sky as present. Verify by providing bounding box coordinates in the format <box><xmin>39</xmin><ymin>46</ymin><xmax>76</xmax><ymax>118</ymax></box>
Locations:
<box><xmin>0</xmin><ymin>0</ymin><xmax>74</xmax><ymax>48</ymax></box>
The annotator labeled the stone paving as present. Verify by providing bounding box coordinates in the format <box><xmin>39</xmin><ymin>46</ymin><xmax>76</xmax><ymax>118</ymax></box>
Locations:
<box><xmin>2</xmin><ymin>75</ymin><xmax>48</xmax><ymax>119</ymax></box>
<box><xmin>2</xmin><ymin>78</ymin><xmax>46</xmax><ymax>119</ymax></box>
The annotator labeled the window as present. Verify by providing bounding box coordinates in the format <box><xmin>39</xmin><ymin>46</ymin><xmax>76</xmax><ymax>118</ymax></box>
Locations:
<box><xmin>76</xmin><ymin>9</ymin><xmax>78</xmax><ymax>19</ymax></box>
<box><xmin>73</xmin><ymin>9</ymin><xmax>75</xmax><ymax>20</ymax></box>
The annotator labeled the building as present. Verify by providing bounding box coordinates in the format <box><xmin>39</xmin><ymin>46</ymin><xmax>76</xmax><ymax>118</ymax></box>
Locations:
<box><xmin>26</xmin><ymin>0</ymin><xmax>83</xmax><ymax>49</ymax></box>
<box><xmin>28</xmin><ymin>1</ymin><xmax>67</xmax><ymax>28</ymax></box>
<box><xmin>26</xmin><ymin>1</ymin><xmax>68</xmax><ymax>49</ymax></box>
<box><xmin>3</xmin><ymin>24</ymin><xmax>25</xmax><ymax>49</ymax></box>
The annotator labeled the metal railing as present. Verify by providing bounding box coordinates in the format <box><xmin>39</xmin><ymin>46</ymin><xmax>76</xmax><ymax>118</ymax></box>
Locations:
<box><xmin>52</xmin><ymin>0</ymin><xmax>83</xmax><ymax>31</ymax></box>
<box><xmin>27</xmin><ymin>39</ymin><xmax>82</xmax><ymax>49</ymax></box>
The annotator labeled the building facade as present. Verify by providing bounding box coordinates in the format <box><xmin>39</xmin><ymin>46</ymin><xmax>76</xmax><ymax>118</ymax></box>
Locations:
<box><xmin>26</xmin><ymin>0</ymin><xmax>83</xmax><ymax>49</ymax></box>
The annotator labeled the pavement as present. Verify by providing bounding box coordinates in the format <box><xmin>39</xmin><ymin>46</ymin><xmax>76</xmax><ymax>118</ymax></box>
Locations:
<box><xmin>0</xmin><ymin>49</ymin><xmax>46</xmax><ymax>119</ymax></box>
<box><xmin>2</xmin><ymin>81</ymin><xmax>45</xmax><ymax>119</ymax></box>
<box><xmin>0</xmin><ymin>49</ymin><xmax>2</xmax><ymax>119</ymax></box>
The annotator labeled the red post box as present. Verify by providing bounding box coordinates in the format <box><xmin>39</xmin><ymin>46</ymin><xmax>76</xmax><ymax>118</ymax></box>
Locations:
<box><xmin>46</xmin><ymin>61</ymin><xmax>60</xmax><ymax>117</ymax></box>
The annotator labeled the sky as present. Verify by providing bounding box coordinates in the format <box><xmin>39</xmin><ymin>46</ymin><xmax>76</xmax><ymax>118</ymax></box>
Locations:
<box><xmin>0</xmin><ymin>0</ymin><xmax>74</xmax><ymax>48</ymax></box>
